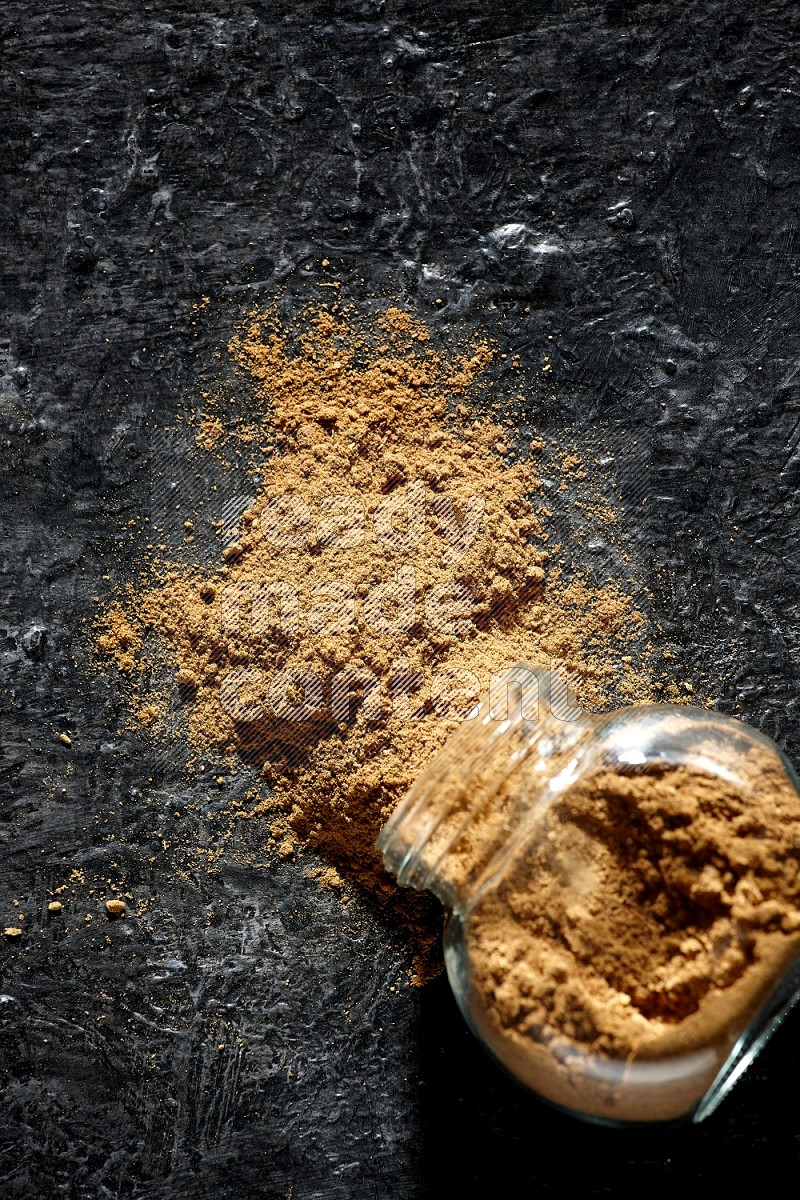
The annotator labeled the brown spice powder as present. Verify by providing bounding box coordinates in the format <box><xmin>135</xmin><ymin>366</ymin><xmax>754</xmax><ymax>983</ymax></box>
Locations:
<box><xmin>96</xmin><ymin>302</ymin><xmax>656</xmax><ymax>977</ymax></box>
<box><xmin>465</xmin><ymin>756</ymin><xmax>800</xmax><ymax>1120</ymax></box>
<box><xmin>96</xmin><ymin>604</ymin><xmax>141</xmax><ymax>674</ymax></box>
<box><xmin>195</xmin><ymin>414</ymin><xmax>224</xmax><ymax>452</ymax></box>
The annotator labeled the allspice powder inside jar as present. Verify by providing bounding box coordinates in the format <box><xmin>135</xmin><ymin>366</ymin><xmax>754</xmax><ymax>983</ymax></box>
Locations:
<box><xmin>465</xmin><ymin>757</ymin><xmax>800</xmax><ymax>1121</ymax></box>
<box><xmin>380</xmin><ymin>670</ymin><xmax>800</xmax><ymax>1121</ymax></box>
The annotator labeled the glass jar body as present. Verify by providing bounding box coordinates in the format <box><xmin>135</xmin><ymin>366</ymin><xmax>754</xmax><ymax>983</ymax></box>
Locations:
<box><xmin>378</xmin><ymin>665</ymin><xmax>800</xmax><ymax>1124</ymax></box>
<box><xmin>444</xmin><ymin>908</ymin><xmax>800</xmax><ymax>1125</ymax></box>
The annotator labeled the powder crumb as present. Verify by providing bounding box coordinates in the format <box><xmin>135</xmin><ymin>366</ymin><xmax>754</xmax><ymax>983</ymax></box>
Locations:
<box><xmin>307</xmin><ymin>865</ymin><xmax>346</xmax><ymax>891</ymax></box>
<box><xmin>105</xmin><ymin>899</ymin><xmax>127</xmax><ymax>918</ymax></box>
<box><xmin>3</xmin><ymin>927</ymin><xmax>22</xmax><ymax>939</ymax></box>
<box><xmin>560</xmin><ymin>452</ymin><xmax>586</xmax><ymax>479</ymax></box>
<box><xmin>47</xmin><ymin>901</ymin><xmax>63</xmax><ymax>915</ymax></box>
<box><xmin>377</xmin><ymin>305</ymin><xmax>430</xmax><ymax>343</ymax></box>
<box><xmin>96</xmin><ymin>604</ymin><xmax>142</xmax><ymax>673</ymax></box>
<box><xmin>196</xmin><ymin>415</ymin><xmax>224</xmax><ymax>451</ymax></box>
<box><xmin>136</xmin><ymin>704</ymin><xmax>160</xmax><ymax>728</ymax></box>
<box><xmin>278</xmin><ymin>835</ymin><xmax>297</xmax><ymax>860</ymax></box>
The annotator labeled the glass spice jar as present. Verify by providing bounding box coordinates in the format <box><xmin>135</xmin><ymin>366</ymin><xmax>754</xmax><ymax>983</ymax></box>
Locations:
<box><xmin>377</xmin><ymin>664</ymin><xmax>800</xmax><ymax>1124</ymax></box>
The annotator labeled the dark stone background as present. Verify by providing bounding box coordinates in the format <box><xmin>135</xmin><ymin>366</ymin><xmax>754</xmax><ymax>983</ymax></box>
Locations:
<box><xmin>2</xmin><ymin>1</ymin><xmax>800</xmax><ymax>1195</ymax></box>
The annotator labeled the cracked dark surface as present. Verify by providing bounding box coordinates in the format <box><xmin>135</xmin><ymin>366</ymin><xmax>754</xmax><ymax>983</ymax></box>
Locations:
<box><xmin>2</xmin><ymin>2</ymin><xmax>800</xmax><ymax>1196</ymax></box>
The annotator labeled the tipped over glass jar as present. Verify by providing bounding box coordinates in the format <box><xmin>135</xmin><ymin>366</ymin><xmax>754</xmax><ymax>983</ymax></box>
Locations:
<box><xmin>377</xmin><ymin>664</ymin><xmax>800</xmax><ymax>1124</ymax></box>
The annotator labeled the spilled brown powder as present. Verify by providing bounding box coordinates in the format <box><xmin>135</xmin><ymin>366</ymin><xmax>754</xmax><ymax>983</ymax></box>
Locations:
<box><xmin>95</xmin><ymin>302</ymin><xmax>656</xmax><ymax>976</ymax></box>
<box><xmin>96</xmin><ymin>604</ymin><xmax>141</xmax><ymax>674</ymax></box>
<box><xmin>195</xmin><ymin>414</ymin><xmax>224</xmax><ymax>452</ymax></box>
<box><xmin>465</xmin><ymin>755</ymin><xmax>800</xmax><ymax>1121</ymax></box>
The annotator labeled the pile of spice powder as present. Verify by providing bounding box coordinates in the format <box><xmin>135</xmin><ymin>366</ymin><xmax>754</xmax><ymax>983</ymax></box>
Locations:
<box><xmin>95</xmin><ymin>302</ymin><xmax>657</xmax><ymax>974</ymax></box>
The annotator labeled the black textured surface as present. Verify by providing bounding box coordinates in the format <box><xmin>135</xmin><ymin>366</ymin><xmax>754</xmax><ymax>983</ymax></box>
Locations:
<box><xmin>3</xmin><ymin>2</ymin><xmax>800</xmax><ymax>1196</ymax></box>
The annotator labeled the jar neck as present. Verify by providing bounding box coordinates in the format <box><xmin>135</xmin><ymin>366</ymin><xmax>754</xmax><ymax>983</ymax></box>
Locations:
<box><xmin>378</xmin><ymin>665</ymin><xmax>596</xmax><ymax>912</ymax></box>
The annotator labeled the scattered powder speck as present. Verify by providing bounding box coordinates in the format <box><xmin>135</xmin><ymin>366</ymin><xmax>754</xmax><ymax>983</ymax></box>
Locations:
<box><xmin>96</xmin><ymin>604</ymin><xmax>141</xmax><ymax>674</ymax></box>
<box><xmin>195</xmin><ymin>414</ymin><xmax>224</xmax><ymax>451</ymax></box>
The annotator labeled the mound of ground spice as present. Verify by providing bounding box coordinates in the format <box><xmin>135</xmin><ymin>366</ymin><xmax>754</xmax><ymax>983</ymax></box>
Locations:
<box><xmin>95</xmin><ymin>302</ymin><xmax>656</xmax><ymax>976</ymax></box>
<box><xmin>464</xmin><ymin>754</ymin><xmax>800</xmax><ymax>1121</ymax></box>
